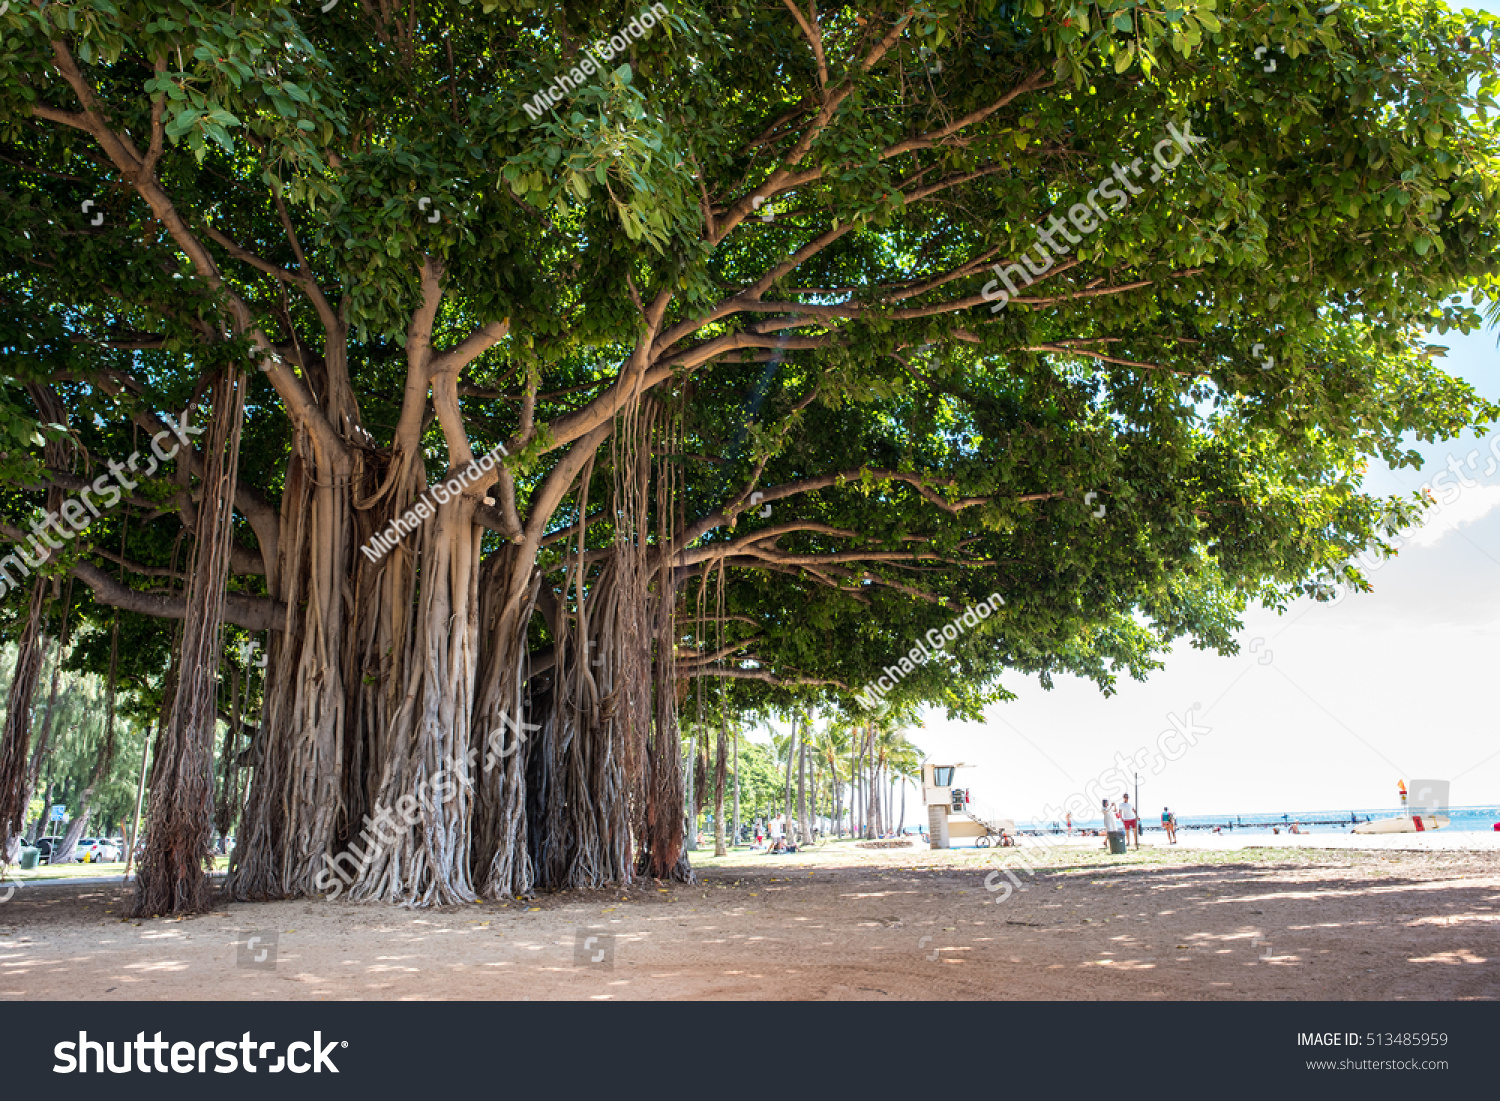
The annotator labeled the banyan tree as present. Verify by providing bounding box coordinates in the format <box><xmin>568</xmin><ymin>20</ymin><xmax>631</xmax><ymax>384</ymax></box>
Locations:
<box><xmin>3</xmin><ymin>1</ymin><xmax>1500</xmax><ymax>912</ymax></box>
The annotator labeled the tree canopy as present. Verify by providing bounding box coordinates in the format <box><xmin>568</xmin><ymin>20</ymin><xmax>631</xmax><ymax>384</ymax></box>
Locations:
<box><xmin>3</xmin><ymin>0</ymin><xmax>1499</xmax><ymax>908</ymax></box>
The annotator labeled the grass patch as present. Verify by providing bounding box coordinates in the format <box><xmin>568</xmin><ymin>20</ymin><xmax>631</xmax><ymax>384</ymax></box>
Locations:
<box><xmin>7</xmin><ymin>856</ymin><xmax>230</xmax><ymax>883</ymax></box>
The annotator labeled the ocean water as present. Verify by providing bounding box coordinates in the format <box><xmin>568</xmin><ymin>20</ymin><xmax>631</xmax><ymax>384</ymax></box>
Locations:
<box><xmin>1023</xmin><ymin>804</ymin><xmax>1500</xmax><ymax>835</ymax></box>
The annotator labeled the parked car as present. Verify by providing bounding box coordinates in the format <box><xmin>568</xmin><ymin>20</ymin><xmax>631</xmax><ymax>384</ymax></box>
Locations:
<box><xmin>41</xmin><ymin>837</ymin><xmax>86</xmax><ymax>863</ymax></box>
<box><xmin>78</xmin><ymin>838</ymin><xmax>121</xmax><ymax>863</ymax></box>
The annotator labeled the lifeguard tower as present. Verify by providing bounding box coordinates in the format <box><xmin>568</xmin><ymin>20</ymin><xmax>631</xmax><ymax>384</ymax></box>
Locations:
<box><xmin>922</xmin><ymin>762</ymin><xmax>1015</xmax><ymax>849</ymax></box>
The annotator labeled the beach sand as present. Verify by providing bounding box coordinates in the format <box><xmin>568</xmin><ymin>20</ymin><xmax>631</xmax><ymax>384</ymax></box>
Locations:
<box><xmin>1022</xmin><ymin>829</ymin><xmax>1500</xmax><ymax>854</ymax></box>
<box><xmin>2</xmin><ymin>839</ymin><xmax>1495</xmax><ymax>1001</ymax></box>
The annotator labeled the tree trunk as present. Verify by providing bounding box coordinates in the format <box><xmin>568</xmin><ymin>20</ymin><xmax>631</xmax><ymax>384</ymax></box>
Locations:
<box><xmin>234</xmin><ymin>345</ymin><xmax>675</xmax><ymax>900</ymax></box>
<box><xmin>53</xmin><ymin>615</ymin><xmax>125</xmax><ymax>867</ymax></box>
<box><xmin>640</xmin><ymin>614</ymin><xmax>690</xmax><ymax>880</ymax></box>
<box><xmin>796</xmin><ymin>736</ymin><xmax>809</xmax><ymax>845</ymax></box>
<box><xmin>831</xmin><ymin>761</ymin><xmax>842</xmax><ymax>839</ymax></box>
<box><xmin>684</xmin><ymin>731</ymin><xmax>696</xmax><ymax>851</ymax></box>
<box><xmin>23</xmin><ymin>634</ymin><xmax>65</xmax><ymax>807</ymax></box>
<box><xmin>855</xmin><ymin>736</ymin><xmax>865</xmax><ymax>838</ymax></box>
<box><xmin>731</xmin><ymin>724</ymin><xmax>740</xmax><ymax>850</ymax></box>
<box><xmin>3</xmin><ymin>386</ymin><xmax>75</xmax><ymax>865</ymax></box>
<box><xmin>228</xmin><ymin>435</ymin><xmax>359</xmax><ymax>899</ymax></box>
<box><xmin>53</xmin><ymin>810</ymin><xmax>91</xmax><ymax>865</ymax></box>
<box><xmin>851</xmin><ymin>741</ymin><xmax>861</xmax><ymax>839</ymax></box>
<box><xmin>133</xmin><ymin>366</ymin><xmax>247</xmax><ymax>917</ymax></box>
<box><xmin>713</xmin><ymin>711</ymin><xmax>727</xmax><ymax>857</ymax></box>
<box><xmin>781</xmin><ymin>720</ymin><xmax>796</xmax><ymax>838</ymax></box>
<box><xmin>810</xmin><ymin>756</ymin><xmax>819</xmax><ymax>840</ymax></box>
<box><xmin>52</xmin><ymin>721</ymin><xmax>119</xmax><ymax>866</ymax></box>
<box><xmin>25</xmin><ymin>782</ymin><xmax>49</xmax><ymax>844</ymax></box>
<box><xmin>0</xmin><ymin>579</ymin><xmax>49</xmax><ymax>865</ymax></box>
<box><xmin>124</xmin><ymin>722</ymin><xmax>152</xmax><ymax>880</ymax></box>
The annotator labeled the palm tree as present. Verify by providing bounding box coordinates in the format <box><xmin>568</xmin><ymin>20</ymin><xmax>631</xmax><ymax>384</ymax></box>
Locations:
<box><xmin>885</xmin><ymin>739</ymin><xmax>922</xmax><ymax>834</ymax></box>
<box><xmin>809</xmin><ymin>721</ymin><xmax>851</xmax><ymax>837</ymax></box>
<box><xmin>858</xmin><ymin>708</ymin><xmax>923</xmax><ymax>838</ymax></box>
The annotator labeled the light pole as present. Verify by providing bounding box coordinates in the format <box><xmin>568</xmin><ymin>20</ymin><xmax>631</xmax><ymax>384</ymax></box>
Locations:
<box><xmin>1134</xmin><ymin>771</ymin><xmax>1140</xmax><ymax>849</ymax></box>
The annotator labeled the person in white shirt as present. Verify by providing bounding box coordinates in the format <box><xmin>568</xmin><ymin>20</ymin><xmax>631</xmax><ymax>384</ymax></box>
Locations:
<box><xmin>1119</xmin><ymin>796</ymin><xmax>1137</xmax><ymax>847</ymax></box>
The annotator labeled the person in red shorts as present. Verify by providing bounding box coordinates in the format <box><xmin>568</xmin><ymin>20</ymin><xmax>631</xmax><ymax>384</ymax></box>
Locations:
<box><xmin>1119</xmin><ymin>794</ymin><xmax>1138</xmax><ymax>848</ymax></box>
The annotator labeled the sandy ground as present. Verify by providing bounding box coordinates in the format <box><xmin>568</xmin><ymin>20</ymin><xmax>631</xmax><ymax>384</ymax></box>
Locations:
<box><xmin>1</xmin><ymin>840</ymin><xmax>1496</xmax><ymax>1001</ymax></box>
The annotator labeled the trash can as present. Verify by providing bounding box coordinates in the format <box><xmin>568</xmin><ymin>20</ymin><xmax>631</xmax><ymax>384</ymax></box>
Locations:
<box><xmin>18</xmin><ymin>847</ymin><xmax>39</xmax><ymax>870</ymax></box>
<box><xmin>1107</xmin><ymin>831</ymin><xmax>1127</xmax><ymax>855</ymax></box>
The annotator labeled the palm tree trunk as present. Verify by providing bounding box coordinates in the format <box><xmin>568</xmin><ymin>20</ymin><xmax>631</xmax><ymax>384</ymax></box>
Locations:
<box><xmin>796</xmin><ymin>736</ymin><xmax>809</xmax><ymax>845</ymax></box>
<box><xmin>781</xmin><ymin>719</ymin><xmax>796</xmax><ymax>835</ymax></box>
<box><xmin>830</xmin><ymin>758</ymin><xmax>840</xmax><ymax>838</ymax></box>
<box><xmin>811</xmin><ymin>757</ymin><xmax>819</xmax><ymax>839</ymax></box>
<box><xmin>851</xmin><ymin>740</ymin><xmax>862</xmax><ymax>838</ymax></box>
<box><xmin>865</xmin><ymin>729</ymin><xmax>874</xmax><ymax>837</ymax></box>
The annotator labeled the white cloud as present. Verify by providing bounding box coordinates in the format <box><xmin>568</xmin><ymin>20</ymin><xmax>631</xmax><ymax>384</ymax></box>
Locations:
<box><xmin>1406</xmin><ymin>484</ymin><xmax>1500</xmax><ymax>548</ymax></box>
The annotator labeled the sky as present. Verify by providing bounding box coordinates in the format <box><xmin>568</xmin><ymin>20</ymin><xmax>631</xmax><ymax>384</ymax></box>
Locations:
<box><xmin>860</xmin><ymin>317</ymin><xmax>1500</xmax><ymax>825</ymax></box>
<box><xmin>759</xmin><ymin>4</ymin><xmax>1500</xmax><ymax>824</ymax></box>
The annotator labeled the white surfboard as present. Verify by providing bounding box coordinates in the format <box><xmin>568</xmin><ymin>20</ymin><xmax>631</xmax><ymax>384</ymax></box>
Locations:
<box><xmin>1352</xmin><ymin>814</ymin><xmax>1449</xmax><ymax>834</ymax></box>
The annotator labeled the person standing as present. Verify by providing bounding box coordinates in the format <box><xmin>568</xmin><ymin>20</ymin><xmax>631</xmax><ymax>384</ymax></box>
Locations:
<box><xmin>1119</xmin><ymin>794</ymin><xmax>1138</xmax><ymax>848</ymax></box>
<box><xmin>1065</xmin><ymin>811</ymin><xmax>1073</xmax><ymax>838</ymax></box>
<box><xmin>1162</xmin><ymin>806</ymin><xmax>1177</xmax><ymax>844</ymax></box>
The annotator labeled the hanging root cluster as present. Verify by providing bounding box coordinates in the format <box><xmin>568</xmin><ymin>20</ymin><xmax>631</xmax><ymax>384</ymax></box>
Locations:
<box><xmin>134</xmin><ymin>367</ymin><xmax>247</xmax><ymax>917</ymax></box>
<box><xmin>219</xmin><ymin>384</ymin><xmax>694</xmax><ymax>907</ymax></box>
